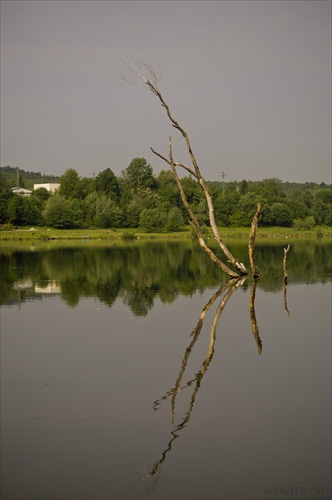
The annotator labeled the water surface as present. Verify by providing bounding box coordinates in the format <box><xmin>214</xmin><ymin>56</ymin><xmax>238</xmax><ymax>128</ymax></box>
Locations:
<box><xmin>1</xmin><ymin>240</ymin><xmax>331</xmax><ymax>499</ymax></box>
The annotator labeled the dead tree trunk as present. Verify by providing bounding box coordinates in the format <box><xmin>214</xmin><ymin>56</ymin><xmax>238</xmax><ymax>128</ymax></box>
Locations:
<box><xmin>283</xmin><ymin>244</ymin><xmax>290</xmax><ymax>284</ymax></box>
<box><xmin>121</xmin><ymin>61</ymin><xmax>248</xmax><ymax>278</ymax></box>
<box><xmin>249</xmin><ymin>202</ymin><xmax>261</xmax><ymax>278</ymax></box>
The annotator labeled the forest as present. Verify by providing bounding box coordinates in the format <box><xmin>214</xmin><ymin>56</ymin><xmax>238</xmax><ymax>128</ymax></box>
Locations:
<box><xmin>0</xmin><ymin>161</ymin><xmax>331</xmax><ymax>231</ymax></box>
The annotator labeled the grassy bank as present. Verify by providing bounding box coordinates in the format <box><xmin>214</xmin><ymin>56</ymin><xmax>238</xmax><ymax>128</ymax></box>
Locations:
<box><xmin>0</xmin><ymin>225</ymin><xmax>331</xmax><ymax>243</ymax></box>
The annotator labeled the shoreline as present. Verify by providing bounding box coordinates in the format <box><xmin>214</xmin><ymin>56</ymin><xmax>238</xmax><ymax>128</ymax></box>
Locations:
<box><xmin>1</xmin><ymin>226</ymin><xmax>331</xmax><ymax>243</ymax></box>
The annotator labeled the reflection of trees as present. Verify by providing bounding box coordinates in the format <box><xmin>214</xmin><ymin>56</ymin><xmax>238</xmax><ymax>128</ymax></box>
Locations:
<box><xmin>128</xmin><ymin>277</ymin><xmax>245</xmax><ymax>493</ymax></box>
<box><xmin>120</xmin><ymin>285</ymin><xmax>157</xmax><ymax>317</ymax></box>
<box><xmin>1</xmin><ymin>243</ymin><xmax>223</xmax><ymax>309</ymax></box>
<box><xmin>1</xmin><ymin>241</ymin><xmax>331</xmax><ymax>308</ymax></box>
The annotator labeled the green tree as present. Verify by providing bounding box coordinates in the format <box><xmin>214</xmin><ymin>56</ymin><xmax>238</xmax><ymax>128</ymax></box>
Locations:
<box><xmin>96</xmin><ymin>168</ymin><xmax>121</xmax><ymax>201</ymax></box>
<box><xmin>310</xmin><ymin>200</ymin><xmax>331</xmax><ymax>226</ymax></box>
<box><xmin>43</xmin><ymin>194</ymin><xmax>75</xmax><ymax>228</ymax></box>
<box><xmin>59</xmin><ymin>169</ymin><xmax>80</xmax><ymax>198</ymax></box>
<box><xmin>33</xmin><ymin>187</ymin><xmax>50</xmax><ymax>202</ymax></box>
<box><xmin>8</xmin><ymin>195</ymin><xmax>26</xmax><ymax>225</ymax></box>
<box><xmin>238</xmin><ymin>192</ymin><xmax>260</xmax><ymax>226</ymax></box>
<box><xmin>214</xmin><ymin>191</ymin><xmax>240</xmax><ymax>227</ymax></box>
<box><xmin>120</xmin><ymin>187</ymin><xmax>161</xmax><ymax>228</ymax></box>
<box><xmin>258</xmin><ymin>178</ymin><xmax>286</xmax><ymax>202</ymax></box>
<box><xmin>123</xmin><ymin>200</ymin><xmax>142</xmax><ymax>228</ymax></box>
<box><xmin>229</xmin><ymin>209</ymin><xmax>248</xmax><ymax>227</ymax></box>
<box><xmin>121</xmin><ymin>158</ymin><xmax>156</xmax><ymax>191</ymax></box>
<box><xmin>0</xmin><ymin>172</ymin><xmax>13</xmax><ymax>223</ymax></box>
<box><xmin>287</xmin><ymin>200</ymin><xmax>309</xmax><ymax>220</ymax></box>
<box><xmin>259</xmin><ymin>203</ymin><xmax>273</xmax><ymax>226</ymax></box>
<box><xmin>157</xmin><ymin>170</ymin><xmax>181</xmax><ymax>208</ymax></box>
<box><xmin>94</xmin><ymin>195</ymin><xmax>123</xmax><ymax>228</ymax></box>
<box><xmin>140</xmin><ymin>208</ymin><xmax>167</xmax><ymax>232</ymax></box>
<box><xmin>7</xmin><ymin>195</ymin><xmax>42</xmax><ymax>226</ymax></box>
<box><xmin>314</xmin><ymin>189</ymin><xmax>332</xmax><ymax>204</ymax></box>
<box><xmin>294</xmin><ymin>216</ymin><xmax>316</xmax><ymax>230</ymax></box>
<box><xmin>76</xmin><ymin>177</ymin><xmax>96</xmax><ymax>200</ymax></box>
<box><xmin>181</xmin><ymin>176</ymin><xmax>203</xmax><ymax>205</ymax></box>
<box><xmin>271</xmin><ymin>203</ymin><xmax>293</xmax><ymax>227</ymax></box>
<box><xmin>166</xmin><ymin>207</ymin><xmax>184</xmax><ymax>231</ymax></box>
<box><xmin>239</xmin><ymin>179</ymin><xmax>248</xmax><ymax>195</ymax></box>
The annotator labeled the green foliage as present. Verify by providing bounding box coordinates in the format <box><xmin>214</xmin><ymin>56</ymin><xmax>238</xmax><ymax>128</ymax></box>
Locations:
<box><xmin>7</xmin><ymin>195</ymin><xmax>42</xmax><ymax>226</ymax></box>
<box><xmin>7</xmin><ymin>196</ymin><xmax>26</xmax><ymax>225</ymax></box>
<box><xmin>86</xmin><ymin>192</ymin><xmax>123</xmax><ymax>228</ymax></box>
<box><xmin>0</xmin><ymin>171</ymin><xmax>14</xmax><ymax>223</ymax></box>
<box><xmin>271</xmin><ymin>203</ymin><xmax>293</xmax><ymax>227</ymax></box>
<box><xmin>239</xmin><ymin>192</ymin><xmax>260</xmax><ymax>224</ymax></box>
<box><xmin>314</xmin><ymin>189</ymin><xmax>332</xmax><ymax>204</ymax></box>
<box><xmin>122</xmin><ymin>232</ymin><xmax>136</xmax><ymax>240</ymax></box>
<box><xmin>76</xmin><ymin>177</ymin><xmax>96</xmax><ymax>200</ymax></box>
<box><xmin>42</xmin><ymin>194</ymin><xmax>76</xmax><ymax>228</ymax></box>
<box><xmin>96</xmin><ymin>168</ymin><xmax>121</xmax><ymax>201</ymax></box>
<box><xmin>166</xmin><ymin>207</ymin><xmax>184</xmax><ymax>232</ymax></box>
<box><xmin>140</xmin><ymin>208</ymin><xmax>167</xmax><ymax>232</ymax></box>
<box><xmin>157</xmin><ymin>169</ymin><xmax>181</xmax><ymax>207</ymax></box>
<box><xmin>239</xmin><ymin>179</ymin><xmax>249</xmax><ymax>195</ymax></box>
<box><xmin>1</xmin><ymin>165</ymin><xmax>331</xmax><ymax>230</ymax></box>
<box><xmin>214</xmin><ymin>191</ymin><xmax>240</xmax><ymax>227</ymax></box>
<box><xmin>181</xmin><ymin>176</ymin><xmax>203</xmax><ymax>205</ymax></box>
<box><xmin>0</xmin><ymin>166</ymin><xmax>60</xmax><ymax>189</ymax></box>
<box><xmin>294</xmin><ymin>216</ymin><xmax>316</xmax><ymax>230</ymax></box>
<box><xmin>33</xmin><ymin>187</ymin><xmax>50</xmax><ymax>202</ymax></box>
<box><xmin>121</xmin><ymin>157</ymin><xmax>156</xmax><ymax>191</ymax></box>
<box><xmin>59</xmin><ymin>169</ymin><xmax>81</xmax><ymax>198</ymax></box>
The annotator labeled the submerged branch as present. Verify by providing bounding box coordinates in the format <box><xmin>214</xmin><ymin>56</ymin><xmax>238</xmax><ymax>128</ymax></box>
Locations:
<box><xmin>249</xmin><ymin>278</ymin><xmax>262</xmax><ymax>354</ymax></box>
<box><xmin>283</xmin><ymin>244</ymin><xmax>290</xmax><ymax>284</ymax></box>
<box><xmin>283</xmin><ymin>245</ymin><xmax>291</xmax><ymax>316</ymax></box>
<box><xmin>283</xmin><ymin>281</ymin><xmax>291</xmax><ymax>317</ymax></box>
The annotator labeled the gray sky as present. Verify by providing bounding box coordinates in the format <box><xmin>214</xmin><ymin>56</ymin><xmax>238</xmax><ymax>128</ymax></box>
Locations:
<box><xmin>1</xmin><ymin>0</ymin><xmax>331</xmax><ymax>183</ymax></box>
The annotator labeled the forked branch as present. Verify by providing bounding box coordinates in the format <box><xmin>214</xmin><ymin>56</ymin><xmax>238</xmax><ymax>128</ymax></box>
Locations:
<box><xmin>121</xmin><ymin>60</ymin><xmax>248</xmax><ymax>277</ymax></box>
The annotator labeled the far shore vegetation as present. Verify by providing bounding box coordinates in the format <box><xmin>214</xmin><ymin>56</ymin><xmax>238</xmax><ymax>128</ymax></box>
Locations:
<box><xmin>0</xmin><ymin>225</ymin><xmax>331</xmax><ymax>243</ymax></box>
<box><xmin>1</xmin><ymin>164</ymin><xmax>331</xmax><ymax>240</ymax></box>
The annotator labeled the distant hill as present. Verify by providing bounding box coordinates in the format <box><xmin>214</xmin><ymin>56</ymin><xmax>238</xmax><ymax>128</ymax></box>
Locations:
<box><xmin>0</xmin><ymin>166</ymin><xmax>61</xmax><ymax>189</ymax></box>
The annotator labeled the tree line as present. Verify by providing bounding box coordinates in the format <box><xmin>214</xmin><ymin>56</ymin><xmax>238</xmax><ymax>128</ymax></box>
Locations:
<box><xmin>0</xmin><ymin>160</ymin><xmax>331</xmax><ymax>230</ymax></box>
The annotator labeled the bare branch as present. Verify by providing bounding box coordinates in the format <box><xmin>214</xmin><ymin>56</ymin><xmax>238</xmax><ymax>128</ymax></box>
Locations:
<box><xmin>150</xmin><ymin>147</ymin><xmax>197</xmax><ymax>178</ymax></box>
<box><xmin>121</xmin><ymin>60</ymin><xmax>248</xmax><ymax>277</ymax></box>
<box><xmin>249</xmin><ymin>202</ymin><xmax>261</xmax><ymax>278</ymax></box>
<box><xmin>120</xmin><ymin>59</ymin><xmax>162</xmax><ymax>93</ymax></box>
<box><xmin>168</xmin><ymin>138</ymin><xmax>239</xmax><ymax>278</ymax></box>
<box><xmin>150</xmin><ymin>147</ymin><xmax>171</xmax><ymax>166</ymax></box>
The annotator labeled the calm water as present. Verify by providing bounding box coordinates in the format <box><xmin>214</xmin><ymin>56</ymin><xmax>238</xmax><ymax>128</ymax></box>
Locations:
<box><xmin>1</xmin><ymin>239</ymin><xmax>331</xmax><ymax>500</ymax></box>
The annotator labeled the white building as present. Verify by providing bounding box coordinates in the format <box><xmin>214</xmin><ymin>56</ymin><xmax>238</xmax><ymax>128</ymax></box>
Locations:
<box><xmin>11</xmin><ymin>187</ymin><xmax>33</xmax><ymax>196</ymax></box>
<box><xmin>35</xmin><ymin>281</ymin><xmax>61</xmax><ymax>294</ymax></box>
<box><xmin>33</xmin><ymin>183</ymin><xmax>60</xmax><ymax>193</ymax></box>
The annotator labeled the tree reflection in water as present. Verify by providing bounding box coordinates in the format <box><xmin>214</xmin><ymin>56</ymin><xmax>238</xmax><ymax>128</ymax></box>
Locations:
<box><xmin>249</xmin><ymin>278</ymin><xmax>262</xmax><ymax>354</ymax></box>
<box><xmin>126</xmin><ymin>275</ymin><xmax>262</xmax><ymax>494</ymax></box>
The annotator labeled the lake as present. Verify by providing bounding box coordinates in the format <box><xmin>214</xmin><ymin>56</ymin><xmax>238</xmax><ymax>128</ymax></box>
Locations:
<box><xmin>1</xmin><ymin>239</ymin><xmax>331</xmax><ymax>500</ymax></box>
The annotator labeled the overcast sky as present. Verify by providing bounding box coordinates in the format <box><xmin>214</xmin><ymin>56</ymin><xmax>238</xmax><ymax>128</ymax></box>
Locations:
<box><xmin>1</xmin><ymin>0</ymin><xmax>331</xmax><ymax>183</ymax></box>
